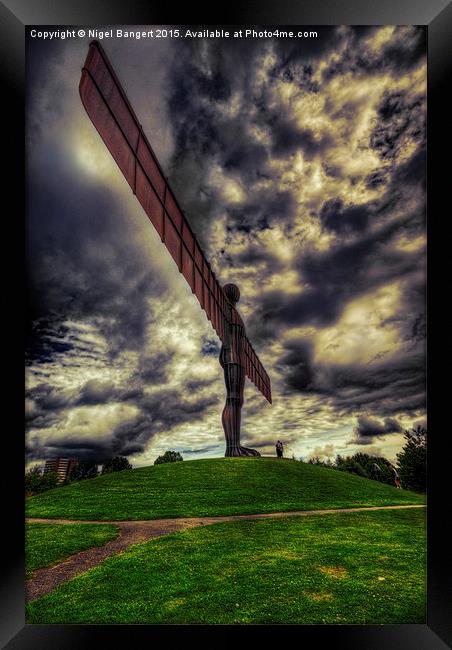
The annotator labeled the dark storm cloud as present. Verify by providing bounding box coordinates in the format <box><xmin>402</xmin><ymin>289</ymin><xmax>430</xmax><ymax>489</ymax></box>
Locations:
<box><xmin>229</xmin><ymin>243</ymin><xmax>284</xmax><ymax>280</ymax></box>
<box><xmin>26</xmin><ymin>386</ymin><xmax>220</xmax><ymax>462</ymax></box>
<box><xmin>370</xmin><ymin>89</ymin><xmax>425</xmax><ymax>160</ymax></box>
<box><xmin>221</xmin><ymin>130</ymin><xmax>269</xmax><ymax>180</ymax></box>
<box><xmin>26</xmin><ymin>383</ymin><xmax>73</xmax><ymax>430</ymax></box>
<box><xmin>49</xmin><ymin>352</ymin><xmax>176</xmax><ymax>412</ymax></box>
<box><xmin>179</xmin><ymin>445</ymin><xmax>218</xmax><ymax>455</ymax></box>
<box><xmin>362</xmin><ymin>91</ymin><xmax>426</xmax><ymax>209</ymax></box>
<box><xmin>134</xmin><ymin>351</ymin><xmax>175</xmax><ymax>385</ymax></box>
<box><xmin>250</xmin><ymin>65</ymin><xmax>334</xmax><ymax>163</ymax></box>
<box><xmin>319</xmin><ymin>198</ymin><xmax>372</xmax><ymax>235</ymax></box>
<box><xmin>268</xmin><ymin>115</ymin><xmax>334</xmax><ymax>159</ymax></box>
<box><xmin>164</xmin><ymin>36</ymin><xmax>326</xmax><ymax>247</ymax></box>
<box><xmin>163</xmin><ymin>29</ymin><xmax>426</xmax><ymax>254</ymax></box>
<box><xmin>26</xmin><ymin>408</ymin><xmax>64</xmax><ymax>431</ymax></box>
<box><xmin>27</xmin><ymin>384</ymin><xmax>72</xmax><ymax>411</ymax></box>
<box><xmin>26</xmin><ymin>142</ymin><xmax>170</xmax><ymax>363</ymax></box>
<box><xmin>27</xmin><ymin>435</ymin><xmax>114</xmax><ymax>463</ymax></box>
<box><xmin>348</xmin><ymin>415</ymin><xmax>403</xmax><ymax>446</ymax></box>
<box><xmin>107</xmin><ymin>389</ymin><xmax>220</xmax><ymax>458</ymax></box>
<box><xmin>270</xmin><ymin>27</ymin><xmax>348</xmax><ymax>70</ymax></box>
<box><xmin>227</xmin><ymin>187</ymin><xmax>297</xmax><ymax>234</ymax></box>
<box><xmin>77</xmin><ymin>379</ymin><xmax>122</xmax><ymax>406</ymax></box>
<box><xmin>26</xmin><ymin>321</ymin><xmax>74</xmax><ymax>366</ymax></box>
<box><xmin>201</xmin><ymin>336</ymin><xmax>221</xmax><ymax>357</ymax></box>
<box><xmin>391</xmin><ymin>146</ymin><xmax>426</xmax><ymax>189</ymax></box>
<box><xmin>322</xmin><ymin>26</ymin><xmax>425</xmax><ymax>81</ymax></box>
<box><xmin>185</xmin><ymin>377</ymin><xmax>218</xmax><ymax>393</ymax></box>
<box><xmin>47</xmin><ymin>362</ymin><xmax>174</xmax><ymax>411</ymax></box>
<box><xmin>248</xmin><ymin>214</ymin><xmax>423</xmax><ymax>344</ymax></box>
<box><xmin>26</xmin><ymin>349</ymin><xmax>176</xmax><ymax>439</ymax></box>
<box><xmin>168</xmin><ymin>42</ymin><xmax>231</xmax><ymax>116</ymax></box>
<box><xmin>26</xmin><ymin>380</ymin><xmax>116</xmax><ymax>431</ymax></box>
<box><xmin>389</xmin><ymin>276</ymin><xmax>426</xmax><ymax>346</ymax></box>
<box><xmin>365</xmin><ymin>169</ymin><xmax>388</xmax><ymax>190</ymax></box>
<box><xmin>278</xmin><ymin>339</ymin><xmax>425</xmax><ymax>419</ymax></box>
<box><xmin>379</xmin><ymin>28</ymin><xmax>426</xmax><ymax>73</ymax></box>
<box><xmin>269</xmin><ymin>61</ymin><xmax>320</xmax><ymax>94</ymax></box>
<box><xmin>355</xmin><ymin>415</ymin><xmax>403</xmax><ymax>437</ymax></box>
<box><xmin>277</xmin><ymin>339</ymin><xmax>315</xmax><ymax>392</ymax></box>
<box><xmin>338</xmin><ymin>371</ymin><xmax>424</xmax><ymax>418</ymax></box>
<box><xmin>166</xmin><ymin>39</ymin><xmax>270</xmax><ymax>213</ymax></box>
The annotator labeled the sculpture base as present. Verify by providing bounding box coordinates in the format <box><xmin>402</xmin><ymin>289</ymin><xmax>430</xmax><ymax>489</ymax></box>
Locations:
<box><xmin>225</xmin><ymin>446</ymin><xmax>261</xmax><ymax>457</ymax></box>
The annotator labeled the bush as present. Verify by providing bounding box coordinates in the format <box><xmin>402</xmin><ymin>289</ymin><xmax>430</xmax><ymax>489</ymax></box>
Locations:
<box><xmin>101</xmin><ymin>456</ymin><xmax>132</xmax><ymax>474</ymax></box>
<box><xmin>308</xmin><ymin>457</ymin><xmax>334</xmax><ymax>468</ymax></box>
<box><xmin>25</xmin><ymin>466</ymin><xmax>42</xmax><ymax>495</ymax></box>
<box><xmin>336</xmin><ymin>457</ymin><xmax>369</xmax><ymax>478</ymax></box>
<box><xmin>335</xmin><ymin>453</ymin><xmax>394</xmax><ymax>484</ymax></box>
<box><xmin>154</xmin><ymin>450</ymin><xmax>183</xmax><ymax>465</ymax></box>
<box><xmin>396</xmin><ymin>426</ymin><xmax>426</xmax><ymax>493</ymax></box>
<box><xmin>25</xmin><ymin>467</ymin><xmax>59</xmax><ymax>495</ymax></box>
<box><xmin>68</xmin><ymin>461</ymin><xmax>98</xmax><ymax>482</ymax></box>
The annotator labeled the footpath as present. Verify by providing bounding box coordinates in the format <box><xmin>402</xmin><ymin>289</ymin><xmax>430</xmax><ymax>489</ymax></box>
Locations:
<box><xmin>26</xmin><ymin>504</ymin><xmax>425</xmax><ymax>602</ymax></box>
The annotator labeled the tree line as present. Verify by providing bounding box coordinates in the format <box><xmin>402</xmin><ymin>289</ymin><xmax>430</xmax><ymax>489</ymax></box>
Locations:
<box><xmin>306</xmin><ymin>426</ymin><xmax>426</xmax><ymax>493</ymax></box>
<box><xmin>25</xmin><ymin>455</ymin><xmax>132</xmax><ymax>496</ymax></box>
<box><xmin>25</xmin><ymin>450</ymin><xmax>185</xmax><ymax>496</ymax></box>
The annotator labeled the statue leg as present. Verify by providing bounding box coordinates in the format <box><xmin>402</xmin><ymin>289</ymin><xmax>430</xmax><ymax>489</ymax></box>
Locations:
<box><xmin>222</xmin><ymin>364</ymin><xmax>260</xmax><ymax>458</ymax></box>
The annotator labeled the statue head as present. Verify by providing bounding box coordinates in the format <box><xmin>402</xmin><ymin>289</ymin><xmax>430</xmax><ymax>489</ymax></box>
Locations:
<box><xmin>223</xmin><ymin>283</ymin><xmax>240</xmax><ymax>304</ymax></box>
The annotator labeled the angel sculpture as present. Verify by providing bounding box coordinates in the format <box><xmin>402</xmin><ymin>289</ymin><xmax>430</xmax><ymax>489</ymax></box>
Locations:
<box><xmin>79</xmin><ymin>41</ymin><xmax>272</xmax><ymax>457</ymax></box>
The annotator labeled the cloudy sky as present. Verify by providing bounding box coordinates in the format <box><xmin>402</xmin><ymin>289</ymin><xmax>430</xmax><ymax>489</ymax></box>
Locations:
<box><xmin>26</xmin><ymin>26</ymin><xmax>426</xmax><ymax>468</ymax></box>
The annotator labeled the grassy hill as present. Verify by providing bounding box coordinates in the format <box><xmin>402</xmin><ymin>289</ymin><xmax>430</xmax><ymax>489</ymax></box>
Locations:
<box><xmin>26</xmin><ymin>457</ymin><xmax>425</xmax><ymax>521</ymax></box>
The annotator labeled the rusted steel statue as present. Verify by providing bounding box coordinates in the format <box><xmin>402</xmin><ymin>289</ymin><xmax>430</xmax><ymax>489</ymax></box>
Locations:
<box><xmin>79</xmin><ymin>41</ymin><xmax>271</xmax><ymax>457</ymax></box>
<box><xmin>220</xmin><ymin>283</ymin><xmax>260</xmax><ymax>456</ymax></box>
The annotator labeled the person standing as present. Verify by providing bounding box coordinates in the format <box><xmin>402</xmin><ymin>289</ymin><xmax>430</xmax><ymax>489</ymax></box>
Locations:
<box><xmin>276</xmin><ymin>440</ymin><xmax>283</xmax><ymax>459</ymax></box>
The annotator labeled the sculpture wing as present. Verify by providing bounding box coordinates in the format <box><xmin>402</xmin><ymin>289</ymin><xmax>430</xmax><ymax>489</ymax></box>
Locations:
<box><xmin>79</xmin><ymin>40</ymin><xmax>271</xmax><ymax>403</ymax></box>
<box><xmin>244</xmin><ymin>337</ymin><xmax>272</xmax><ymax>403</ymax></box>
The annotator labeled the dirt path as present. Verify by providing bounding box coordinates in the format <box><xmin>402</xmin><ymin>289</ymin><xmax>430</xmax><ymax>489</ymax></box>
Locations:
<box><xmin>26</xmin><ymin>504</ymin><xmax>425</xmax><ymax>602</ymax></box>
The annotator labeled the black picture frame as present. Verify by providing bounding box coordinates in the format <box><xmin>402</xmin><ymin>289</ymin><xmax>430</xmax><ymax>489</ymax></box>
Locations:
<box><xmin>3</xmin><ymin>0</ymin><xmax>451</xmax><ymax>647</ymax></box>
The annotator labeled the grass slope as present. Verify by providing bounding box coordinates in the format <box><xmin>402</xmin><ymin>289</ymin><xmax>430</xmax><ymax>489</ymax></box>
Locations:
<box><xmin>26</xmin><ymin>523</ymin><xmax>119</xmax><ymax>579</ymax></box>
<box><xmin>26</xmin><ymin>458</ymin><xmax>425</xmax><ymax>521</ymax></box>
<box><xmin>26</xmin><ymin>508</ymin><xmax>426</xmax><ymax>624</ymax></box>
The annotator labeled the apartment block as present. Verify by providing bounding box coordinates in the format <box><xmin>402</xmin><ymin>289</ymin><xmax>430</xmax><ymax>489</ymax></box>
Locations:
<box><xmin>44</xmin><ymin>457</ymin><xmax>78</xmax><ymax>483</ymax></box>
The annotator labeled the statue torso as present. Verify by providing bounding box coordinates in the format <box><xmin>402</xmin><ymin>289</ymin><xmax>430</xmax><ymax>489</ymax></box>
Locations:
<box><xmin>220</xmin><ymin>302</ymin><xmax>245</xmax><ymax>366</ymax></box>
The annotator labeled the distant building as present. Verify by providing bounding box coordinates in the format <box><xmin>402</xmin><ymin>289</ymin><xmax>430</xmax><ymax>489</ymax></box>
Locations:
<box><xmin>44</xmin><ymin>458</ymin><xmax>78</xmax><ymax>483</ymax></box>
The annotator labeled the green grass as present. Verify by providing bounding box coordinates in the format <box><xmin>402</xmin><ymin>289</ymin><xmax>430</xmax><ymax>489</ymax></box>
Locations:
<box><xmin>26</xmin><ymin>458</ymin><xmax>425</xmax><ymax>521</ymax></box>
<box><xmin>26</xmin><ymin>523</ymin><xmax>119</xmax><ymax>580</ymax></box>
<box><xmin>26</xmin><ymin>508</ymin><xmax>426</xmax><ymax>624</ymax></box>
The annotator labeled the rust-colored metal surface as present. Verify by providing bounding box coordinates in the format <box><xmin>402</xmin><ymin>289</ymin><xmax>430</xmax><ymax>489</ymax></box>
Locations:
<box><xmin>79</xmin><ymin>41</ymin><xmax>271</xmax><ymax>454</ymax></box>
